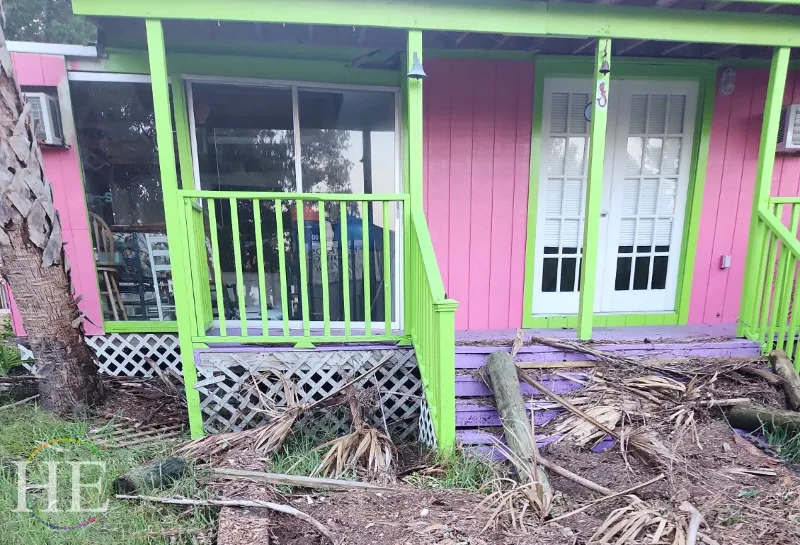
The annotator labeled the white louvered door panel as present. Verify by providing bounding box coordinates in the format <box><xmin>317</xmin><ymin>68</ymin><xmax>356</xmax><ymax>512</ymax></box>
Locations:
<box><xmin>598</xmin><ymin>81</ymin><xmax>698</xmax><ymax>313</ymax></box>
<box><xmin>532</xmin><ymin>78</ymin><xmax>608</xmax><ymax>315</ymax></box>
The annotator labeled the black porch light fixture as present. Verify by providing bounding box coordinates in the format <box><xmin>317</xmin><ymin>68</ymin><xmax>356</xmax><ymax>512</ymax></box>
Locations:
<box><xmin>407</xmin><ymin>52</ymin><xmax>427</xmax><ymax>79</ymax></box>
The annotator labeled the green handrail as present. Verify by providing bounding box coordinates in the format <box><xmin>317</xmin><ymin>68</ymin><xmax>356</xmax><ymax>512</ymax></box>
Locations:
<box><xmin>408</xmin><ymin>207</ymin><xmax>458</xmax><ymax>450</ymax></box>
<box><xmin>177</xmin><ymin>190</ymin><xmax>408</xmax><ymax>346</ymax></box>
<box><xmin>743</xmin><ymin>203</ymin><xmax>800</xmax><ymax>369</ymax></box>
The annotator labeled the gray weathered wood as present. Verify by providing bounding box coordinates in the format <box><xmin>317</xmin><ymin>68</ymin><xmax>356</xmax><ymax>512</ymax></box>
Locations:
<box><xmin>481</xmin><ymin>351</ymin><xmax>534</xmax><ymax>461</ymax></box>
<box><xmin>770</xmin><ymin>350</ymin><xmax>800</xmax><ymax>410</ymax></box>
<box><xmin>725</xmin><ymin>404</ymin><xmax>800</xmax><ymax>432</ymax></box>
<box><xmin>211</xmin><ymin>468</ymin><xmax>398</xmax><ymax>491</ymax></box>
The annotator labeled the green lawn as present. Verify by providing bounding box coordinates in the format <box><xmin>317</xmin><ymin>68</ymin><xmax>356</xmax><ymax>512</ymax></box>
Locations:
<box><xmin>0</xmin><ymin>404</ymin><xmax>214</xmax><ymax>545</ymax></box>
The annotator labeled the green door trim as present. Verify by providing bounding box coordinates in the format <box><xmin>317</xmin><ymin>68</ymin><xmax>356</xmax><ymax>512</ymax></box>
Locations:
<box><xmin>521</xmin><ymin>56</ymin><xmax>717</xmax><ymax>329</ymax></box>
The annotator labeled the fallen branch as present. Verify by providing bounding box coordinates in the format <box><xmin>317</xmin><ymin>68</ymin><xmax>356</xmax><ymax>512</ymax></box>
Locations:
<box><xmin>546</xmin><ymin>473</ymin><xmax>666</xmax><ymax>523</ymax></box>
<box><xmin>738</xmin><ymin>365</ymin><xmax>783</xmax><ymax>386</ymax></box>
<box><xmin>536</xmin><ymin>457</ymin><xmax>612</xmax><ymax>496</ymax></box>
<box><xmin>116</xmin><ymin>494</ymin><xmax>337</xmax><ymax>544</ymax></box>
<box><xmin>725</xmin><ymin>404</ymin><xmax>800</xmax><ymax>432</ymax></box>
<box><xmin>680</xmin><ymin>501</ymin><xmax>704</xmax><ymax>545</ymax></box>
<box><xmin>0</xmin><ymin>394</ymin><xmax>38</xmax><ymax>411</ymax></box>
<box><xmin>770</xmin><ymin>351</ymin><xmax>800</xmax><ymax>410</ymax></box>
<box><xmin>211</xmin><ymin>468</ymin><xmax>398</xmax><ymax>491</ymax></box>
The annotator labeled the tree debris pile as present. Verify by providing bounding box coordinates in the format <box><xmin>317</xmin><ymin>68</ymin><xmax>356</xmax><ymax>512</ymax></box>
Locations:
<box><xmin>473</xmin><ymin>338</ymin><xmax>800</xmax><ymax>545</ymax></box>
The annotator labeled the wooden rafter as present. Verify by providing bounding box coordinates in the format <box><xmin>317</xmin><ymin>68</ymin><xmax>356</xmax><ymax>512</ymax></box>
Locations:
<box><xmin>617</xmin><ymin>39</ymin><xmax>648</xmax><ymax>54</ymax></box>
<box><xmin>660</xmin><ymin>42</ymin><xmax>693</xmax><ymax>56</ymax></box>
<box><xmin>703</xmin><ymin>43</ymin><xmax>738</xmax><ymax>57</ymax></box>
<box><xmin>572</xmin><ymin>38</ymin><xmax>595</xmax><ymax>54</ymax></box>
<box><xmin>454</xmin><ymin>32</ymin><xmax>470</xmax><ymax>46</ymax></box>
<box><xmin>357</xmin><ymin>27</ymin><xmax>368</xmax><ymax>44</ymax></box>
<box><xmin>492</xmin><ymin>35</ymin><xmax>511</xmax><ymax>50</ymax></box>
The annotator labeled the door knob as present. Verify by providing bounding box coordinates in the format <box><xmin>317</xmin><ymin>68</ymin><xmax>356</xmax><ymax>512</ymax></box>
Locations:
<box><xmin>600</xmin><ymin>209</ymin><xmax>608</xmax><ymax>217</ymax></box>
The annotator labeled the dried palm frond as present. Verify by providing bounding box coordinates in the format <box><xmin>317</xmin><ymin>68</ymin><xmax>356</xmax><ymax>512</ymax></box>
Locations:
<box><xmin>178</xmin><ymin>379</ymin><xmax>308</xmax><ymax>460</ymax></box>
<box><xmin>626</xmin><ymin>375</ymin><xmax>687</xmax><ymax>396</ymax></box>
<box><xmin>552</xmin><ymin>405</ymin><xmax>622</xmax><ymax>447</ymax></box>
<box><xmin>478</xmin><ymin>435</ymin><xmax>553</xmax><ymax>533</ymax></box>
<box><xmin>590</xmin><ymin>497</ymin><xmax>718</xmax><ymax>545</ymax></box>
<box><xmin>312</xmin><ymin>424</ymin><xmax>395</xmax><ymax>479</ymax></box>
<box><xmin>619</xmin><ymin>426</ymin><xmax>681</xmax><ymax>471</ymax></box>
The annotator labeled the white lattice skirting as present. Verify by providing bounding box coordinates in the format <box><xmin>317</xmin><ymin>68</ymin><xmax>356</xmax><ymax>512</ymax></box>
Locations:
<box><xmin>87</xmin><ymin>334</ymin><xmax>182</xmax><ymax>377</ymax></box>
<box><xmin>21</xmin><ymin>333</ymin><xmax>182</xmax><ymax>378</ymax></box>
<box><xmin>194</xmin><ymin>348</ymin><xmax>423</xmax><ymax>441</ymax></box>
<box><xmin>418</xmin><ymin>399</ymin><xmax>438</xmax><ymax>448</ymax></box>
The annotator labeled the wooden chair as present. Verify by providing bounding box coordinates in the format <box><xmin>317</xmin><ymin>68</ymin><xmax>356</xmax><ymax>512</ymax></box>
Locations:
<box><xmin>90</xmin><ymin>212</ymin><xmax>128</xmax><ymax>320</ymax></box>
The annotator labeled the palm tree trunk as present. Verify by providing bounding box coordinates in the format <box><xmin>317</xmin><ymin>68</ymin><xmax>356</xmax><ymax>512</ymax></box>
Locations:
<box><xmin>0</xmin><ymin>17</ymin><xmax>102</xmax><ymax>412</ymax></box>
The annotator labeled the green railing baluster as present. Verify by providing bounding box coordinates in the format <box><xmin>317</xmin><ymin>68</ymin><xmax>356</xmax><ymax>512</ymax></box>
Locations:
<box><xmin>206</xmin><ymin>199</ymin><xmax>227</xmax><ymax>337</ymax></box>
<box><xmin>383</xmin><ymin>201</ymin><xmax>392</xmax><ymax>334</ymax></box>
<box><xmin>318</xmin><ymin>203</ymin><xmax>331</xmax><ymax>336</ymax></box>
<box><xmin>296</xmin><ymin>199</ymin><xmax>311</xmax><ymax>338</ymax></box>
<box><xmin>230</xmin><ymin>198</ymin><xmax>248</xmax><ymax>337</ymax></box>
<box><xmin>253</xmin><ymin>199</ymin><xmax>269</xmax><ymax>337</ymax></box>
<box><xmin>362</xmin><ymin>201</ymin><xmax>372</xmax><ymax>336</ymax></box>
<box><xmin>785</xmin><ymin>204</ymin><xmax>800</xmax><ymax>357</ymax></box>
<box><xmin>758</xmin><ymin>225</ymin><xmax>780</xmax><ymax>350</ymax></box>
<box><xmin>275</xmin><ymin>199</ymin><xmax>290</xmax><ymax>337</ymax></box>
<box><xmin>340</xmin><ymin>203</ymin><xmax>351</xmax><ymax>336</ymax></box>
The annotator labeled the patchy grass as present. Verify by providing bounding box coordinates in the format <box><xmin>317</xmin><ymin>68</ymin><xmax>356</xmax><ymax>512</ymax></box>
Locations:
<box><xmin>764</xmin><ymin>424</ymin><xmax>800</xmax><ymax>464</ymax></box>
<box><xmin>403</xmin><ymin>448</ymin><xmax>500</xmax><ymax>492</ymax></box>
<box><xmin>0</xmin><ymin>403</ymin><xmax>214</xmax><ymax>545</ymax></box>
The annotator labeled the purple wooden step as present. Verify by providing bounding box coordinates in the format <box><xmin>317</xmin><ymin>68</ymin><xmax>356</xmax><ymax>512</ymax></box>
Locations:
<box><xmin>455</xmin><ymin>373</ymin><xmax>586</xmax><ymax>397</ymax></box>
<box><xmin>456</xmin><ymin>402</ymin><xmax>562</xmax><ymax>428</ymax></box>
<box><xmin>455</xmin><ymin>340</ymin><xmax>760</xmax><ymax>369</ymax></box>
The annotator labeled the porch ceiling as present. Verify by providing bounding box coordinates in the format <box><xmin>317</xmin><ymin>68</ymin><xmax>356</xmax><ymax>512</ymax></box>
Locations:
<box><xmin>87</xmin><ymin>0</ymin><xmax>800</xmax><ymax>64</ymax></box>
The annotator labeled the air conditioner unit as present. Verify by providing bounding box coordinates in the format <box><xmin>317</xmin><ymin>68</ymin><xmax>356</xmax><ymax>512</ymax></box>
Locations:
<box><xmin>778</xmin><ymin>104</ymin><xmax>800</xmax><ymax>152</ymax></box>
<box><xmin>23</xmin><ymin>92</ymin><xmax>64</xmax><ymax>147</ymax></box>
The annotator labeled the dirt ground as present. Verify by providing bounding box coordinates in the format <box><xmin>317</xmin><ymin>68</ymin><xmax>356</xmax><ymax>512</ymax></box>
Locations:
<box><xmin>92</xmin><ymin>361</ymin><xmax>800</xmax><ymax>544</ymax></box>
<box><xmin>210</xmin><ymin>364</ymin><xmax>800</xmax><ymax>545</ymax></box>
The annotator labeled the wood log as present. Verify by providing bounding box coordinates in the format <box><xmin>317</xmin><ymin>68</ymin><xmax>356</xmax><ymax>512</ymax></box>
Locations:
<box><xmin>113</xmin><ymin>458</ymin><xmax>187</xmax><ymax>494</ymax></box>
<box><xmin>211</xmin><ymin>467</ymin><xmax>398</xmax><ymax>491</ymax></box>
<box><xmin>724</xmin><ymin>404</ymin><xmax>800</xmax><ymax>433</ymax></box>
<box><xmin>769</xmin><ymin>351</ymin><xmax>800</xmax><ymax>410</ymax></box>
<box><xmin>481</xmin><ymin>352</ymin><xmax>534</xmax><ymax>462</ymax></box>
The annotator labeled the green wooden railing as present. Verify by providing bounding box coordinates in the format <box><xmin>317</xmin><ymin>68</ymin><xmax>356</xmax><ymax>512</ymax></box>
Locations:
<box><xmin>178</xmin><ymin>189</ymin><xmax>408</xmax><ymax>345</ymax></box>
<box><xmin>741</xmin><ymin>197</ymin><xmax>800</xmax><ymax>369</ymax></box>
<box><xmin>408</xmin><ymin>208</ymin><xmax>458</xmax><ymax>449</ymax></box>
<box><xmin>178</xmin><ymin>189</ymin><xmax>458</xmax><ymax>448</ymax></box>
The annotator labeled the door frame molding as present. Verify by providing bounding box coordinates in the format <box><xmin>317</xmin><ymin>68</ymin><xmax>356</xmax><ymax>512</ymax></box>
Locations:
<box><xmin>521</xmin><ymin>56</ymin><xmax>717</xmax><ymax>328</ymax></box>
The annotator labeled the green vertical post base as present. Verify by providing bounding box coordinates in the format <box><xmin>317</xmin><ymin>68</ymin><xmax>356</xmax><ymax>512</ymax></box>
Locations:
<box><xmin>738</xmin><ymin>47</ymin><xmax>790</xmax><ymax>339</ymax></box>
<box><xmin>293</xmin><ymin>341</ymin><xmax>316</xmax><ymax>349</ymax></box>
<box><xmin>145</xmin><ymin>19</ymin><xmax>205</xmax><ymax>439</ymax></box>
<box><xmin>577</xmin><ymin>38</ymin><xmax>612</xmax><ymax>342</ymax></box>
<box><xmin>396</xmin><ymin>336</ymin><xmax>412</xmax><ymax>347</ymax></box>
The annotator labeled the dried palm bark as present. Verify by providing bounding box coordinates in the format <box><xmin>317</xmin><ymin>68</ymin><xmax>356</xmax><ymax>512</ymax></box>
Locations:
<box><xmin>0</xmin><ymin>10</ymin><xmax>101</xmax><ymax>412</ymax></box>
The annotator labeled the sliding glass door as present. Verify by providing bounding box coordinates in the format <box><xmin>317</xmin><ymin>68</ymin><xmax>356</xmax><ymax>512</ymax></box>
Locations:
<box><xmin>186</xmin><ymin>79</ymin><xmax>401</xmax><ymax>331</ymax></box>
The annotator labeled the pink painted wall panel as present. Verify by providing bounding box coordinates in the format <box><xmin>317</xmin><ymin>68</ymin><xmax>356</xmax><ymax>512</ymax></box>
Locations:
<box><xmin>423</xmin><ymin>58</ymin><xmax>533</xmax><ymax>330</ymax></box>
<box><xmin>8</xmin><ymin>53</ymin><xmax>103</xmax><ymax>335</ymax></box>
<box><xmin>690</xmin><ymin>68</ymin><xmax>800</xmax><ymax>325</ymax></box>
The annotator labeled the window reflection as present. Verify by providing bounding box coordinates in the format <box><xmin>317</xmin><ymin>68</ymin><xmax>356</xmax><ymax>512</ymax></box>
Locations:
<box><xmin>72</xmin><ymin>80</ymin><xmax>175</xmax><ymax>322</ymax></box>
<box><xmin>192</xmin><ymin>83</ymin><xmax>398</xmax><ymax>328</ymax></box>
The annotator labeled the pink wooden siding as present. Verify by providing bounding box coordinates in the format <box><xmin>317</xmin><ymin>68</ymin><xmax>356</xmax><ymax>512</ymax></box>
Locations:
<box><xmin>689</xmin><ymin>68</ymin><xmax>800</xmax><ymax>325</ymax></box>
<box><xmin>423</xmin><ymin>58</ymin><xmax>533</xmax><ymax>330</ymax></box>
<box><xmin>8</xmin><ymin>53</ymin><xmax>103</xmax><ymax>335</ymax></box>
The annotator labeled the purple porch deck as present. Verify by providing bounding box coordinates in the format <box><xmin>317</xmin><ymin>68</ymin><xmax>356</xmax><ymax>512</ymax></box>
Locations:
<box><xmin>453</xmin><ymin>324</ymin><xmax>761</xmax><ymax>450</ymax></box>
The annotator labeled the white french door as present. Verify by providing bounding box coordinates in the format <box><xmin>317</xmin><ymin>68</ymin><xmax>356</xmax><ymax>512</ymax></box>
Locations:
<box><xmin>531</xmin><ymin>78</ymin><xmax>698</xmax><ymax>316</ymax></box>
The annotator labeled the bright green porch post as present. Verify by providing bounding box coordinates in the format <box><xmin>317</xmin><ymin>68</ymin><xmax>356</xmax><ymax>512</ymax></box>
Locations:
<box><xmin>406</xmin><ymin>30</ymin><xmax>424</xmax><ymax>211</ymax></box>
<box><xmin>145</xmin><ymin>19</ymin><xmax>204</xmax><ymax>438</ymax></box>
<box><xmin>577</xmin><ymin>39</ymin><xmax>611</xmax><ymax>341</ymax></box>
<box><xmin>738</xmin><ymin>47</ymin><xmax>790</xmax><ymax>339</ymax></box>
